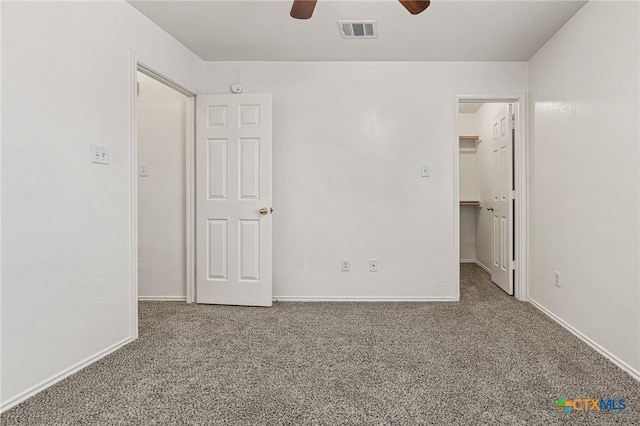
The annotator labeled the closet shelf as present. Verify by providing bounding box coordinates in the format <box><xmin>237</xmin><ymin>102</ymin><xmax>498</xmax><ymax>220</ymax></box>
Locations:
<box><xmin>459</xmin><ymin>135</ymin><xmax>481</xmax><ymax>153</ymax></box>
<box><xmin>460</xmin><ymin>201</ymin><xmax>482</xmax><ymax>207</ymax></box>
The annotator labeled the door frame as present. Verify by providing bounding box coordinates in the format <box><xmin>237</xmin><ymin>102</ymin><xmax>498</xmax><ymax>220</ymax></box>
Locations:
<box><xmin>129</xmin><ymin>53</ymin><xmax>198</xmax><ymax>339</ymax></box>
<box><xmin>452</xmin><ymin>93</ymin><xmax>529</xmax><ymax>301</ymax></box>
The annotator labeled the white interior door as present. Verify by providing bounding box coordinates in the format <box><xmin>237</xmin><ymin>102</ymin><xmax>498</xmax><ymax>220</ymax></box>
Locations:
<box><xmin>196</xmin><ymin>93</ymin><xmax>272</xmax><ymax>306</ymax></box>
<box><xmin>489</xmin><ymin>105</ymin><xmax>514</xmax><ymax>295</ymax></box>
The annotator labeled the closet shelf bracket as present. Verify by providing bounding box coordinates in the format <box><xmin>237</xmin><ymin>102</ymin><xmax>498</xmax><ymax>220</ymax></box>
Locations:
<box><xmin>459</xmin><ymin>135</ymin><xmax>481</xmax><ymax>153</ymax></box>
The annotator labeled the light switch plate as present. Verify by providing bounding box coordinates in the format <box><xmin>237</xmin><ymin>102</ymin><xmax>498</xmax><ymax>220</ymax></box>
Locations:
<box><xmin>554</xmin><ymin>271</ymin><xmax>561</xmax><ymax>287</ymax></box>
<box><xmin>139</xmin><ymin>164</ymin><xmax>149</xmax><ymax>177</ymax></box>
<box><xmin>90</xmin><ymin>144</ymin><xmax>109</xmax><ymax>165</ymax></box>
<box><xmin>421</xmin><ymin>165</ymin><xmax>430</xmax><ymax>177</ymax></box>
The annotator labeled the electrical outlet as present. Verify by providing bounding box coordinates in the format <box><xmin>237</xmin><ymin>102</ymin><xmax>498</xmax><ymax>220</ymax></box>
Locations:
<box><xmin>90</xmin><ymin>144</ymin><xmax>109</xmax><ymax>165</ymax></box>
<box><xmin>341</xmin><ymin>259</ymin><xmax>350</xmax><ymax>272</ymax></box>
<box><xmin>369</xmin><ymin>259</ymin><xmax>378</xmax><ymax>272</ymax></box>
<box><xmin>554</xmin><ymin>271</ymin><xmax>561</xmax><ymax>288</ymax></box>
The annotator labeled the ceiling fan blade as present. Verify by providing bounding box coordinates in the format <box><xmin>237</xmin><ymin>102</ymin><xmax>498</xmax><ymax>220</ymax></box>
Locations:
<box><xmin>399</xmin><ymin>0</ymin><xmax>431</xmax><ymax>15</ymax></box>
<box><xmin>290</xmin><ymin>0</ymin><xmax>318</xmax><ymax>20</ymax></box>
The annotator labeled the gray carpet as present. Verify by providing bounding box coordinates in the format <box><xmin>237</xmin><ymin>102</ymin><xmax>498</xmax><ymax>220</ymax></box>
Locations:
<box><xmin>2</xmin><ymin>264</ymin><xmax>639</xmax><ymax>425</ymax></box>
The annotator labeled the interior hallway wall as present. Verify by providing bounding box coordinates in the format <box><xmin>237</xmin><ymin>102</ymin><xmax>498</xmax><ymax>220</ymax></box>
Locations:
<box><xmin>137</xmin><ymin>73</ymin><xmax>187</xmax><ymax>300</ymax></box>
<box><xmin>528</xmin><ymin>0</ymin><xmax>640</xmax><ymax>375</ymax></box>
<box><xmin>199</xmin><ymin>62</ymin><xmax>528</xmax><ymax>299</ymax></box>
<box><xmin>1</xmin><ymin>1</ymin><xmax>202</xmax><ymax>409</ymax></box>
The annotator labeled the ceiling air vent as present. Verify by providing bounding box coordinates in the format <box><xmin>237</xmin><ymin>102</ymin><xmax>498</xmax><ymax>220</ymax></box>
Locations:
<box><xmin>338</xmin><ymin>20</ymin><xmax>377</xmax><ymax>39</ymax></box>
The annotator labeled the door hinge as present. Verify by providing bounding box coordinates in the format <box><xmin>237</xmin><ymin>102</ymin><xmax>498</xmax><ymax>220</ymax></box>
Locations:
<box><xmin>511</xmin><ymin>118</ymin><xmax>516</xmax><ymax>130</ymax></box>
<box><xmin>510</xmin><ymin>190</ymin><xmax>516</xmax><ymax>200</ymax></box>
<box><xmin>510</xmin><ymin>260</ymin><xmax>516</xmax><ymax>270</ymax></box>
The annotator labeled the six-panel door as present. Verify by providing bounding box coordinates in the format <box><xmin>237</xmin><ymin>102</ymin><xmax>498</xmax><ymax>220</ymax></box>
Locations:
<box><xmin>196</xmin><ymin>94</ymin><xmax>272</xmax><ymax>306</ymax></box>
<box><xmin>490</xmin><ymin>106</ymin><xmax>514</xmax><ymax>295</ymax></box>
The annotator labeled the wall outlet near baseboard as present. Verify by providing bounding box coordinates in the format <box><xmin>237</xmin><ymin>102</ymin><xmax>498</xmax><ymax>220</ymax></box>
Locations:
<box><xmin>90</xmin><ymin>144</ymin><xmax>109</xmax><ymax>165</ymax></box>
<box><xmin>341</xmin><ymin>259</ymin><xmax>350</xmax><ymax>272</ymax></box>
<box><xmin>554</xmin><ymin>271</ymin><xmax>561</xmax><ymax>287</ymax></box>
<box><xmin>369</xmin><ymin>259</ymin><xmax>378</xmax><ymax>272</ymax></box>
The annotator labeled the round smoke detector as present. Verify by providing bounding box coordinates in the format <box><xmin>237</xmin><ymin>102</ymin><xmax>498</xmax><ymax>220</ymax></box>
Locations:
<box><xmin>230</xmin><ymin>82</ymin><xmax>244</xmax><ymax>94</ymax></box>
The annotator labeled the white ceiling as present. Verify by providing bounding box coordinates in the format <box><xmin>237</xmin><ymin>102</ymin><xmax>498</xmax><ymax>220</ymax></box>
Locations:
<box><xmin>128</xmin><ymin>0</ymin><xmax>587</xmax><ymax>61</ymax></box>
<box><xmin>458</xmin><ymin>103</ymin><xmax>484</xmax><ymax>113</ymax></box>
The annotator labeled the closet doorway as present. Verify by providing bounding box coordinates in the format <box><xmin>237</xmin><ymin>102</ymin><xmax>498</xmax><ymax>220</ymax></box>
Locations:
<box><xmin>454</xmin><ymin>96</ymin><xmax>528</xmax><ymax>300</ymax></box>
<box><xmin>136</xmin><ymin>71</ymin><xmax>192</xmax><ymax>301</ymax></box>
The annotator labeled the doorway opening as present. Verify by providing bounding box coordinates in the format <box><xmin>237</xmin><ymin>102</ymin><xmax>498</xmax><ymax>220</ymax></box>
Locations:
<box><xmin>136</xmin><ymin>71</ymin><xmax>190</xmax><ymax>301</ymax></box>
<box><xmin>453</xmin><ymin>95</ymin><xmax>528</xmax><ymax>301</ymax></box>
<box><xmin>130</xmin><ymin>60</ymin><xmax>197</xmax><ymax>338</ymax></box>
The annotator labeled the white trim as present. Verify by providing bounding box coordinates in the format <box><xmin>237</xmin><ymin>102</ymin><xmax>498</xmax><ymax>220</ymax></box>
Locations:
<box><xmin>138</xmin><ymin>296</ymin><xmax>187</xmax><ymax>302</ymax></box>
<box><xmin>135</xmin><ymin>60</ymin><xmax>199</xmax><ymax>97</ymax></box>
<box><xmin>529</xmin><ymin>298</ymin><xmax>640</xmax><ymax>382</ymax></box>
<box><xmin>273</xmin><ymin>296</ymin><xmax>455</xmax><ymax>302</ymax></box>
<box><xmin>184</xmin><ymin>97</ymin><xmax>196</xmax><ymax>304</ymax></box>
<box><xmin>0</xmin><ymin>3</ymin><xmax>3</xmax><ymax>409</ymax></box>
<box><xmin>460</xmin><ymin>259</ymin><xmax>492</xmax><ymax>274</ymax></box>
<box><xmin>452</xmin><ymin>97</ymin><xmax>460</xmax><ymax>302</ymax></box>
<box><xmin>129</xmin><ymin>51</ymin><xmax>139</xmax><ymax>340</ymax></box>
<box><xmin>513</xmin><ymin>97</ymin><xmax>529</xmax><ymax>301</ymax></box>
<box><xmin>453</xmin><ymin>93</ymin><xmax>529</xmax><ymax>302</ymax></box>
<box><xmin>474</xmin><ymin>260</ymin><xmax>491</xmax><ymax>274</ymax></box>
<box><xmin>0</xmin><ymin>336</ymin><xmax>132</xmax><ymax>413</ymax></box>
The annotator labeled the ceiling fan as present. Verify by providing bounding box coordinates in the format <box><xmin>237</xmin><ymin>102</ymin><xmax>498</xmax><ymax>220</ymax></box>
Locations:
<box><xmin>291</xmin><ymin>0</ymin><xmax>431</xmax><ymax>20</ymax></box>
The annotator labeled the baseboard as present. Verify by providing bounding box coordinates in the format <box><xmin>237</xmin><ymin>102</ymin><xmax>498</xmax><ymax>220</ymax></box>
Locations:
<box><xmin>529</xmin><ymin>298</ymin><xmax>640</xmax><ymax>382</ymax></box>
<box><xmin>138</xmin><ymin>296</ymin><xmax>187</xmax><ymax>302</ymax></box>
<box><xmin>474</xmin><ymin>260</ymin><xmax>491</xmax><ymax>274</ymax></box>
<box><xmin>459</xmin><ymin>259</ymin><xmax>491</xmax><ymax>274</ymax></box>
<box><xmin>273</xmin><ymin>296</ymin><xmax>455</xmax><ymax>302</ymax></box>
<box><xmin>0</xmin><ymin>336</ymin><xmax>133</xmax><ymax>413</ymax></box>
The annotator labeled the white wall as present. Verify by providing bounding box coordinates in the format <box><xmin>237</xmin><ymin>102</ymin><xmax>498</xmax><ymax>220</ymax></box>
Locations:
<box><xmin>2</xmin><ymin>0</ymin><xmax>637</xmax><ymax>413</ymax></box>
<box><xmin>458</xmin><ymin>113</ymin><xmax>479</xmax><ymax>202</ymax></box>
<box><xmin>473</xmin><ymin>103</ymin><xmax>509</xmax><ymax>270</ymax></box>
<box><xmin>137</xmin><ymin>73</ymin><xmax>187</xmax><ymax>300</ymax></box>
<box><xmin>528</xmin><ymin>0</ymin><xmax>640</xmax><ymax>375</ymax></box>
<box><xmin>200</xmin><ymin>62</ymin><xmax>527</xmax><ymax>299</ymax></box>
<box><xmin>458</xmin><ymin>113</ymin><xmax>478</xmax><ymax>260</ymax></box>
<box><xmin>1</xmin><ymin>1</ymin><xmax>202</xmax><ymax>409</ymax></box>
<box><xmin>458</xmin><ymin>113</ymin><xmax>477</xmax><ymax>137</ymax></box>
<box><xmin>459</xmin><ymin>207</ymin><xmax>477</xmax><ymax>261</ymax></box>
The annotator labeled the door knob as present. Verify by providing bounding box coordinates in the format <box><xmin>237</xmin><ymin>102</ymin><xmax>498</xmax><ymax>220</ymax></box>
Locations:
<box><xmin>258</xmin><ymin>207</ymin><xmax>269</xmax><ymax>215</ymax></box>
<box><xmin>487</xmin><ymin>207</ymin><xmax>495</xmax><ymax>212</ymax></box>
